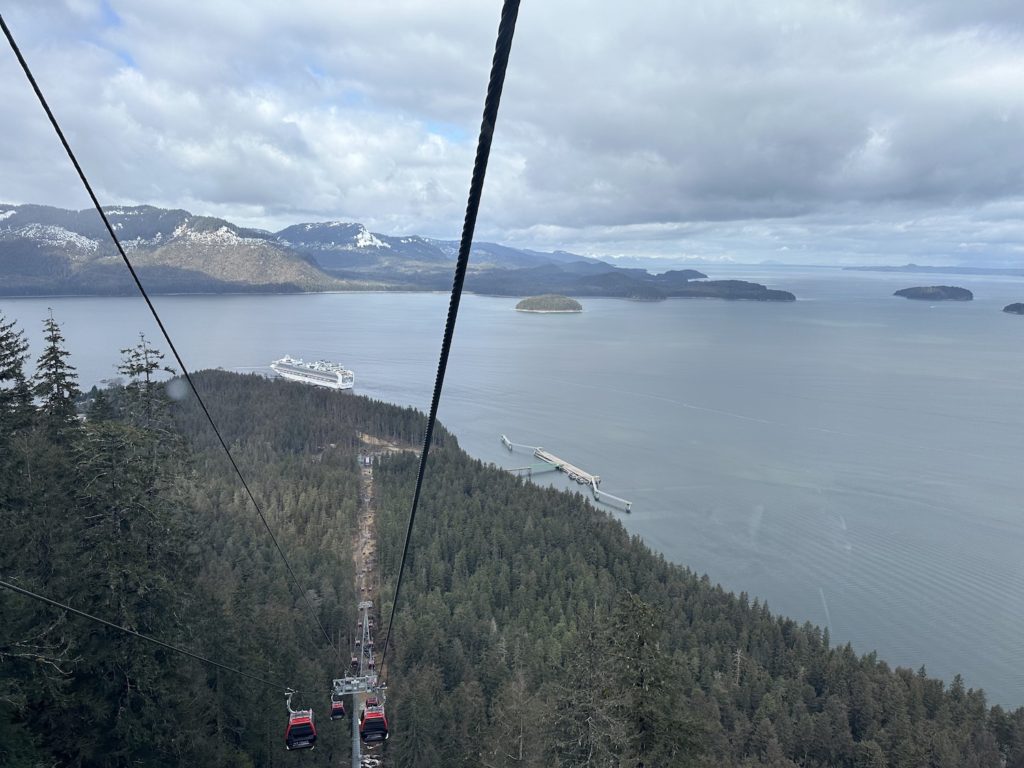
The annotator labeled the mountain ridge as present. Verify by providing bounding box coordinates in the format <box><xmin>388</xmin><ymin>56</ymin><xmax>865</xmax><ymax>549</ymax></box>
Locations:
<box><xmin>0</xmin><ymin>203</ymin><xmax>795</xmax><ymax>300</ymax></box>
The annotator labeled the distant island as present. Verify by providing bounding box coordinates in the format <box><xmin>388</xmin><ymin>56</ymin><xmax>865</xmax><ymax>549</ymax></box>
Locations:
<box><xmin>515</xmin><ymin>294</ymin><xmax>582</xmax><ymax>313</ymax></box>
<box><xmin>894</xmin><ymin>286</ymin><xmax>973</xmax><ymax>301</ymax></box>
<box><xmin>1004</xmin><ymin>303</ymin><xmax>1024</xmax><ymax>315</ymax></box>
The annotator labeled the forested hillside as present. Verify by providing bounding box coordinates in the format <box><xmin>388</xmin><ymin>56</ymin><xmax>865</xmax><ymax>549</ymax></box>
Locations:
<box><xmin>2</xmin><ymin>313</ymin><xmax>1023</xmax><ymax>767</ymax></box>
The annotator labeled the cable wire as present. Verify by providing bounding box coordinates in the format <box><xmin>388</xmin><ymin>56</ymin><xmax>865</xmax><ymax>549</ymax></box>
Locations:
<box><xmin>0</xmin><ymin>13</ymin><xmax>339</xmax><ymax>660</ymax></box>
<box><xmin>0</xmin><ymin>577</ymin><xmax>297</xmax><ymax>692</ymax></box>
<box><xmin>378</xmin><ymin>0</ymin><xmax>521</xmax><ymax>676</ymax></box>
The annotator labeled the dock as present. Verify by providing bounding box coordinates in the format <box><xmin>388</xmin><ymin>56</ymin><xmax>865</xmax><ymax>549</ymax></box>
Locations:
<box><xmin>501</xmin><ymin>435</ymin><xmax>632</xmax><ymax>511</ymax></box>
<box><xmin>506</xmin><ymin>462</ymin><xmax>559</xmax><ymax>478</ymax></box>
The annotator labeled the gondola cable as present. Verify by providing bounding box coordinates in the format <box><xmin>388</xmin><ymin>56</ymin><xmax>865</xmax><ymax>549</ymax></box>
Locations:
<box><xmin>0</xmin><ymin>13</ymin><xmax>339</xmax><ymax>660</ymax></box>
<box><xmin>377</xmin><ymin>0</ymin><xmax>521</xmax><ymax>677</ymax></box>
<box><xmin>0</xmin><ymin>576</ymin><xmax>302</xmax><ymax>693</ymax></box>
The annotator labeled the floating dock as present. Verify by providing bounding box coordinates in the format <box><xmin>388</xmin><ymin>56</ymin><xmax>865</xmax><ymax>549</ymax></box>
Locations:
<box><xmin>501</xmin><ymin>435</ymin><xmax>632</xmax><ymax>511</ymax></box>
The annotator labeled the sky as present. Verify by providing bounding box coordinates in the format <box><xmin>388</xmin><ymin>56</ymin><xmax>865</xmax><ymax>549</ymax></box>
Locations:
<box><xmin>2</xmin><ymin>0</ymin><xmax>1023</xmax><ymax>266</ymax></box>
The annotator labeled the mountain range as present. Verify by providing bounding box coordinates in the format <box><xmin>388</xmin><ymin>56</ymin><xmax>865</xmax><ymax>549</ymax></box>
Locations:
<box><xmin>0</xmin><ymin>204</ymin><xmax>795</xmax><ymax>300</ymax></box>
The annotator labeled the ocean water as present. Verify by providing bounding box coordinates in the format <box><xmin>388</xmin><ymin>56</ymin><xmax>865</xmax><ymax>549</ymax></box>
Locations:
<box><xmin>5</xmin><ymin>266</ymin><xmax>1024</xmax><ymax>705</ymax></box>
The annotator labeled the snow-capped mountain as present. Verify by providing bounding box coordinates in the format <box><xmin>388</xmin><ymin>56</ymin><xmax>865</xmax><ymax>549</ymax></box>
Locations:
<box><xmin>276</xmin><ymin>222</ymin><xmax>452</xmax><ymax>271</ymax></box>
<box><xmin>0</xmin><ymin>204</ymin><xmax>790</xmax><ymax>301</ymax></box>
<box><xmin>0</xmin><ymin>205</ymin><xmax>351</xmax><ymax>294</ymax></box>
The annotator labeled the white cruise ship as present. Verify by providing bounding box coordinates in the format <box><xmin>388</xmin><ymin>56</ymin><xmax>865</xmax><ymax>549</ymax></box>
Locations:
<box><xmin>271</xmin><ymin>355</ymin><xmax>355</xmax><ymax>390</ymax></box>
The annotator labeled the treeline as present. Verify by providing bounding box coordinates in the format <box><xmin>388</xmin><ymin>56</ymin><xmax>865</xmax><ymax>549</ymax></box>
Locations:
<box><xmin>3</xmin><ymin>310</ymin><xmax>1024</xmax><ymax>766</ymax></box>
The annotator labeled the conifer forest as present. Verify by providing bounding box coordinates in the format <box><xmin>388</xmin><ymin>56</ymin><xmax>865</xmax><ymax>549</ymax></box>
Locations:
<box><xmin>2</xmin><ymin>310</ymin><xmax>1024</xmax><ymax>767</ymax></box>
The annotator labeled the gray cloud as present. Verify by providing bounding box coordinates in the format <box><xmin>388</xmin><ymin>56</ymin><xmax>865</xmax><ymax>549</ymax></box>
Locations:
<box><xmin>2</xmin><ymin>0</ymin><xmax>1023</xmax><ymax>264</ymax></box>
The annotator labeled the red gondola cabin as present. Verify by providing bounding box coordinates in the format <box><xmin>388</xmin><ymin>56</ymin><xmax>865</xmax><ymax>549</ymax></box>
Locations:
<box><xmin>285</xmin><ymin>710</ymin><xmax>317</xmax><ymax>750</ymax></box>
<box><xmin>330</xmin><ymin>696</ymin><xmax>346</xmax><ymax>720</ymax></box>
<box><xmin>359</xmin><ymin>699</ymin><xmax>389</xmax><ymax>743</ymax></box>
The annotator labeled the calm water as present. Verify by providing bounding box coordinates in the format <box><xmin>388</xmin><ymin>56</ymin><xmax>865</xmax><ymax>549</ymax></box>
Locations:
<box><xmin>5</xmin><ymin>266</ymin><xmax>1024</xmax><ymax>705</ymax></box>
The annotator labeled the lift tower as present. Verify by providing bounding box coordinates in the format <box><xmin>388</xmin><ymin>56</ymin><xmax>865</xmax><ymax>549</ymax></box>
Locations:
<box><xmin>335</xmin><ymin>600</ymin><xmax>380</xmax><ymax>768</ymax></box>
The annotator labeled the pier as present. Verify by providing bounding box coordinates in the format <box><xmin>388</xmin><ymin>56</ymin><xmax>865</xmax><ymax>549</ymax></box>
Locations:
<box><xmin>501</xmin><ymin>435</ymin><xmax>632</xmax><ymax>511</ymax></box>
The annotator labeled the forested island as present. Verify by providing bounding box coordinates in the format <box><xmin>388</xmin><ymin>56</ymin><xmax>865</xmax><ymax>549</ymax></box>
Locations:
<box><xmin>515</xmin><ymin>294</ymin><xmax>582</xmax><ymax>312</ymax></box>
<box><xmin>3</xmin><ymin>311</ymin><xmax>1023</xmax><ymax>767</ymax></box>
<box><xmin>1004</xmin><ymin>303</ymin><xmax>1024</xmax><ymax>315</ymax></box>
<box><xmin>894</xmin><ymin>285</ymin><xmax>974</xmax><ymax>301</ymax></box>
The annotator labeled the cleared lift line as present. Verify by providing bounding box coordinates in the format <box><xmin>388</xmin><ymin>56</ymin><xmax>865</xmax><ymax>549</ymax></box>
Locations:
<box><xmin>333</xmin><ymin>600</ymin><xmax>383</xmax><ymax>767</ymax></box>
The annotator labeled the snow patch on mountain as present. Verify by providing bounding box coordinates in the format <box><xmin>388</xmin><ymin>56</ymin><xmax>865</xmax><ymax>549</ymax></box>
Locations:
<box><xmin>123</xmin><ymin>232</ymin><xmax>165</xmax><ymax>252</ymax></box>
<box><xmin>425</xmin><ymin>238</ymin><xmax>459</xmax><ymax>258</ymax></box>
<box><xmin>13</xmin><ymin>224</ymin><xmax>99</xmax><ymax>254</ymax></box>
<box><xmin>354</xmin><ymin>226</ymin><xmax>388</xmax><ymax>249</ymax></box>
<box><xmin>0</xmin><ymin>210</ymin><xmax>14</xmax><ymax>222</ymax></box>
<box><xmin>279</xmin><ymin>222</ymin><xmax>390</xmax><ymax>250</ymax></box>
<box><xmin>172</xmin><ymin>223</ymin><xmax>264</xmax><ymax>246</ymax></box>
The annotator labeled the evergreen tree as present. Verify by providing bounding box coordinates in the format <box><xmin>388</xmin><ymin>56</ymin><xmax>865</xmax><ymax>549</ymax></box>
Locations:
<box><xmin>853</xmin><ymin>739</ymin><xmax>888</xmax><ymax>768</ymax></box>
<box><xmin>551</xmin><ymin>608</ymin><xmax>623</xmax><ymax>767</ymax></box>
<box><xmin>117</xmin><ymin>333</ymin><xmax>176</xmax><ymax>433</ymax></box>
<box><xmin>32</xmin><ymin>310</ymin><xmax>80</xmax><ymax>441</ymax></box>
<box><xmin>87</xmin><ymin>386</ymin><xmax>115</xmax><ymax>421</ymax></box>
<box><xmin>481</xmin><ymin>672</ymin><xmax>550</xmax><ymax>768</ymax></box>
<box><xmin>2</xmin><ymin>314</ymin><xmax>78</xmax><ymax>763</ymax></box>
<box><xmin>54</xmin><ymin>414</ymin><xmax>197</xmax><ymax>765</ymax></box>
<box><xmin>0</xmin><ymin>313</ymin><xmax>33</xmax><ymax>511</ymax></box>
<box><xmin>608</xmin><ymin>593</ymin><xmax>702</xmax><ymax>767</ymax></box>
<box><xmin>0</xmin><ymin>312</ymin><xmax>33</xmax><ymax>435</ymax></box>
<box><xmin>392</xmin><ymin>664</ymin><xmax>443</xmax><ymax>768</ymax></box>
<box><xmin>116</xmin><ymin>333</ymin><xmax>181</xmax><ymax>485</ymax></box>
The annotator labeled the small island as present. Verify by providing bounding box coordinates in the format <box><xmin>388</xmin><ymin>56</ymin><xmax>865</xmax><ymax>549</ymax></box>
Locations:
<box><xmin>894</xmin><ymin>285</ymin><xmax>973</xmax><ymax>301</ymax></box>
<box><xmin>516</xmin><ymin>294</ymin><xmax>583</xmax><ymax>313</ymax></box>
<box><xmin>1004</xmin><ymin>303</ymin><xmax>1024</xmax><ymax>315</ymax></box>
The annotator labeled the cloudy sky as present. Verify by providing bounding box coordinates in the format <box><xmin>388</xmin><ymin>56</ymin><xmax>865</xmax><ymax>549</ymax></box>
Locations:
<box><xmin>2</xmin><ymin>0</ymin><xmax>1023</xmax><ymax>265</ymax></box>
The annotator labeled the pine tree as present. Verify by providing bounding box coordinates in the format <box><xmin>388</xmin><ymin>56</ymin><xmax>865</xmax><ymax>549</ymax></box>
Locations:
<box><xmin>25</xmin><ymin>336</ymin><xmax>199</xmax><ymax>766</ymax></box>
<box><xmin>56</xmin><ymin>408</ymin><xmax>197</xmax><ymax>765</ymax></box>
<box><xmin>116</xmin><ymin>333</ymin><xmax>182</xmax><ymax>486</ymax></box>
<box><xmin>392</xmin><ymin>664</ymin><xmax>444</xmax><ymax>768</ymax></box>
<box><xmin>551</xmin><ymin>607</ymin><xmax>624</xmax><ymax>767</ymax></box>
<box><xmin>0</xmin><ymin>312</ymin><xmax>33</xmax><ymax>435</ymax></box>
<box><xmin>2</xmin><ymin>313</ymin><xmax>76</xmax><ymax>695</ymax></box>
<box><xmin>480</xmin><ymin>672</ymin><xmax>551</xmax><ymax>768</ymax></box>
<box><xmin>87</xmin><ymin>387</ymin><xmax>115</xmax><ymax>421</ymax></box>
<box><xmin>32</xmin><ymin>310</ymin><xmax>80</xmax><ymax>440</ymax></box>
<box><xmin>609</xmin><ymin>593</ymin><xmax>702</xmax><ymax>767</ymax></box>
<box><xmin>117</xmin><ymin>332</ymin><xmax>176</xmax><ymax>432</ymax></box>
<box><xmin>0</xmin><ymin>313</ymin><xmax>33</xmax><ymax>513</ymax></box>
<box><xmin>853</xmin><ymin>740</ymin><xmax>888</xmax><ymax>768</ymax></box>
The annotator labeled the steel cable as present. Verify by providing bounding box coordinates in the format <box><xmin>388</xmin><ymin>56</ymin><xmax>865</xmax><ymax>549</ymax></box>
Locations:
<box><xmin>0</xmin><ymin>577</ymin><xmax>302</xmax><ymax>692</ymax></box>
<box><xmin>378</xmin><ymin>0</ymin><xmax>521</xmax><ymax>676</ymax></box>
